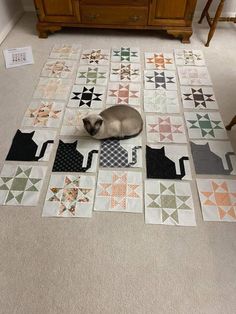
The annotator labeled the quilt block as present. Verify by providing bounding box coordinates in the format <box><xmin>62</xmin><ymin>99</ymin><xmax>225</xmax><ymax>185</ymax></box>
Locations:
<box><xmin>80</xmin><ymin>49</ymin><xmax>110</xmax><ymax>65</ymax></box>
<box><xmin>197</xmin><ymin>179</ymin><xmax>236</xmax><ymax>222</ymax></box>
<box><xmin>0</xmin><ymin>164</ymin><xmax>46</xmax><ymax>206</ymax></box>
<box><xmin>174</xmin><ymin>49</ymin><xmax>205</xmax><ymax>66</ymax></box>
<box><xmin>144</xmin><ymin>90</ymin><xmax>179</xmax><ymax>113</ymax></box>
<box><xmin>111</xmin><ymin>47</ymin><xmax>140</xmax><ymax>63</ymax></box>
<box><xmin>33</xmin><ymin>78</ymin><xmax>72</xmax><ymax>101</ymax></box>
<box><xmin>41</xmin><ymin>59</ymin><xmax>76</xmax><ymax>79</ymax></box>
<box><xmin>49</xmin><ymin>44</ymin><xmax>81</xmax><ymax>60</ymax></box>
<box><xmin>106</xmin><ymin>82</ymin><xmax>141</xmax><ymax>106</ymax></box>
<box><xmin>94</xmin><ymin>170</ymin><xmax>143</xmax><ymax>213</ymax></box>
<box><xmin>42</xmin><ymin>174</ymin><xmax>96</xmax><ymax>218</ymax></box>
<box><xmin>181</xmin><ymin>86</ymin><xmax>218</xmax><ymax>110</ymax></box>
<box><xmin>110</xmin><ymin>63</ymin><xmax>141</xmax><ymax>82</ymax></box>
<box><xmin>145</xmin><ymin>52</ymin><xmax>175</xmax><ymax>70</ymax></box>
<box><xmin>68</xmin><ymin>85</ymin><xmax>105</xmax><ymax>109</ymax></box>
<box><xmin>145</xmin><ymin>180</ymin><xmax>196</xmax><ymax>226</ymax></box>
<box><xmin>177</xmin><ymin>66</ymin><xmax>212</xmax><ymax>86</ymax></box>
<box><xmin>144</xmin><ymin>70</ymin><xmax>177</xmax><ymax>90</ymax></box>
<box><xmin>76</xmin><ymin>65</ymin><xmax>109</xmax><ymax>85</ymax></box>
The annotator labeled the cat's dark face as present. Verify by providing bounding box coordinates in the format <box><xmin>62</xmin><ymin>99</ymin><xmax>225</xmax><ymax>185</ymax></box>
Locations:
<box><xmin>83</xmin><ymin>116</ymin><xmax>103</xmax><ymax>136</ymax></box>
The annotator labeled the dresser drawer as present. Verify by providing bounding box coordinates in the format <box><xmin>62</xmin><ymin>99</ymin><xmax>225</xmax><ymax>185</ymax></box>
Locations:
<box><xmin>80</xmin><ymin>5</ymin><xmax>148</xmax><ymax>25</ymax></box>
<box><xmin>80</xmin><ymin>0</ymin><xmax>148</xmax><ymax>6</ymax></box>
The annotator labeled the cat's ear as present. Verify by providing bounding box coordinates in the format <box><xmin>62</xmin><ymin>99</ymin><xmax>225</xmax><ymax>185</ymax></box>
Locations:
<box><xmin>82</xmin><ymin>118</ymin><xmax>92</xmax><ymax>133</ymax></box>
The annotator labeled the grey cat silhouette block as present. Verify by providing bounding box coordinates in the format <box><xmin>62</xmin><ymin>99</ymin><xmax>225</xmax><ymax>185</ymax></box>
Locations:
<box><xmin>190</xmin><ymin>141</ymin><xmax>236</xmax><ymax>175</ymax></box>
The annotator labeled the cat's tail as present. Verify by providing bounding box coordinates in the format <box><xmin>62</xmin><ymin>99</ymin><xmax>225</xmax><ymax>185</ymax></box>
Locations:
<box><xmin>37</xmin><ymin>140</ymin><xmax>54</xmax><ymax>160</ymax></box>
<box><xmin>177</xmin><ymin>156</ymin><xmax>189</xmax><ymax>179</ymax></box>
<box><xmin>82</xmin><ymin>149</ymin><xmax>99</xmax><ymax>171</ymax></box>
<box><xmin>225</xmin><ymin>152</ymin><xmax>234</xmax><ymax>173</ymax></box>
<box><xmin>128</xmin><ymin>146</ymin><xmax>142</xmax><ymax>166</ymax></box>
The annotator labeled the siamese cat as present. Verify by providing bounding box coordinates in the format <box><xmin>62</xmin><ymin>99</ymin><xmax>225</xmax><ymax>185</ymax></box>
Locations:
<box><xmin>82</xmin><ymin>105</ymin><xmax>143</xmax><ymax>140</ymax></box>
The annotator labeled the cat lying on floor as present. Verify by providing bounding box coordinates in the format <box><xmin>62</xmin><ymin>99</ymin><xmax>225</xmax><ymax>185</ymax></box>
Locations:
<box><xmin>82</xmin><ymin>105</ymin><xmax>143</xmax><ymax>140</ymax></box>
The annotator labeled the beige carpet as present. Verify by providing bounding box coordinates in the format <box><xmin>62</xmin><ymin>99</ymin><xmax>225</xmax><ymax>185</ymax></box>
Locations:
<box><xmin>0</xmin><ymin>13</ymin><xmax>236</xmax><ymax>314</ymax></box>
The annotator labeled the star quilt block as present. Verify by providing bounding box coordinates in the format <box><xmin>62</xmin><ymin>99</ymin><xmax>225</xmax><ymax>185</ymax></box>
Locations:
<box><xmin>110</xmin><ymin>63</ymin><xmax>141</xmax><ymax>82</ymax></box>
<box><xmin>22</xmin><ymin>100</ymin><xmax>65</xmax><ymax>128</ymax></box>
<box><xmin>144</xmin><ymin>90</ymin><xmax>180</xmax><ymax>113</ymax></box>
<box><xmin>181</xmin><ymin>86</ymin><xmax>218</xmax><ymax>110</ymax></box>
<box><xmin>144</xmin><ymin>70</ymin><xmax>177</xmax><ymax>90</ymax></box>
<box><xmin>0</xmin><ymin>164</ymin><xmax>47</xmax><ymax>206</ymax></box>
<box><xmin>100</xmin><ymin>136</ymin><xmax>142</xmax><ymax>168</ymax></box>
<box><xmin>184</xmin><ymin>112</ymin><xmax>228</xmax><ymax>140</ymax></box>
<box><xmin>75</xmin><ymin>65</ymin><xmax>109</xmax><ymax>85</ymax></box>
<box><xmin>6</xmin><ymin>129</ymin><xmax>56</xmax><ymax>162</ymax></box>
<box><xmin>94</xmin><ymin>170</ymin><xmax>143</xmax><ymax>213</ymax></box>
<box><xmin>146</xmin><ymin>144</ymin><xmax>191</xmax><ymax>180</ymax></box>
<box><xmin>111</xmin><ymin>47</ymin><xmax>140</xmax><ymax>63</ymax></box>
<box><xmin>42</xmin><ymin>174</ymin><xmax>96</xmax><ymax>218</ymax></box>
<box><xmin>197</xmin><ymin>179</ymin><xmax>236</xmax><ymax>222</ymax></box>
<box><xmin>190</xmin><ymin>140</ymin><xmax>236</xmax><ymax>175</ymax></box>
<box><xmin>41</xmin><ymin>59</ymin><xmax>77</xmax><ymax>79</ymax></box>
<box><xmin>80</xmin><ymin>49</ymin><xmax>110</xmax><ymax>65</ymax></box>
<box><xmin>68</xmin><ymin>85</ymin><xmax>105</xmax><ymax>109</ymax></box>
<box><xmin>146</xmin><ymin>115</ymin><xmax>187</xmax><ymax>143</ymax></box>
<box><xmin>145</xmin><ymin>52</ymin><xmax>175</xmax><ymax>70</ymax></box>
<box><xmin>52</xmin><ymin>139</ymin><xmax>99</xmax><ymax>173</ymax></box>
<box><xmin>49</xmin><ymin>44</ymin><xmax>81</xmax><ymax>60</ymax></box>
<box><xmin>33</xmin><ymin>78</ymin><xmax>72</xmax><ymax>100</ymax></box>
<box><xmin>177</xmin><ymin>66</ymin><xmax>212</xmax><ymax>86</ymax></box>
<box><xmin>106</xmin><ymin>82</ymin><xmax>141</xmax><ymax>106</ymax></box>
<box><xmin>60</xmin><ymin>108</ymin><xmax>100</xmax><ymax>136</ymax></box>
<box><xmin>174</xmin><ymin>49</ymin><xmax>205</xmax><ymax>66</ymax></box>
<box><xmin>145</xmin><ymin>180</ymin><xmax>196</xmax><ymax>226</ymax></box>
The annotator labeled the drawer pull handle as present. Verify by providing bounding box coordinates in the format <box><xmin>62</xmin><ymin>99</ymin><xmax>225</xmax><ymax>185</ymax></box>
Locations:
<box><xmin>85</xmin><ymin>14</ymin><xmax>100</xmax><ymax>20</ymax></box>
<box><xmin>130</xmin><ymin>15</ymin><xmax>141</xmax><ymax>22</ymax></box>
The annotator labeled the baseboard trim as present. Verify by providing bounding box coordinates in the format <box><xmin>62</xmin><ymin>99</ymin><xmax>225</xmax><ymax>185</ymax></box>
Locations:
<box><xmin>0</xmin><ymin>10</ymin><xmax>24</xmax><ymax>44</ymax></box>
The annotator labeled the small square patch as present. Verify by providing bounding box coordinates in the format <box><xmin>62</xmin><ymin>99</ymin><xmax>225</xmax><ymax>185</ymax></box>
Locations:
<box><xmin>177</xmin><ymin>66</ymin><xmax>212</xmax><ymax>86</ymax></box>
<box><xmin>6</xmin><ymin>129</ymin><xmax>56</xmax><ymax>162</ymax></box>
<box><xmin>190</xmin><ymin>140</ymin><xmax>236</xmax><ymax>175</ymax></box>
<box><xmin>111</xmin><ymin>47</ymin><xmax>140</xmax><ymax>63</ymax></box>
<box><xmin>80</xmin><ymin>49</ymin><xmax>110</xmax><ymax>65</ymax></box>
<box><xmin>60</xmin><ymin>108</ymin><xmax>100</xmax><ymax>136</ymax></box>
<box><xmin>144</xmin><ymin>90</ymin><xmax>180</xmax><ymax>113</ymax></box>
<box><xmin>94</xmin><ymin>170</ymin><xmax>143</xmax><ymax>213</ymax></box>
<box><xmin>146</xmin><ymin>115</ymin><xmax>187</xmax><ymax>143</ymax></box>
<box><xmin>185</xmin><ymin>112</ymin><xmax>228</xmax><ymax>140</ymax></box>
<box><xmin>145</xmin><ymin>180</ymin><xmax>196</xmax><ymax>226</ymax></box>
<box><xmin>144</xmin><ymin>70</ymin><xmax>177</xmax><ymax>90</ymax></box>
<box><xmin>100</xmin><ymin>136</ymin><xmax>142</xmax><ymax>168</ymax></box>
<box><xmin>145</xmin><ymin>52</ymin><xmax>175</xmax><ymax>70</ymax></box>
<box><xmin>33</xmin><ymin>78</ymin><xmax>72</xmax><ymax>100</ymax></box>
<box><xmin>42</xmin><ymin>174</ymin><xmax>95</xmax><ymax>218</ymax></box>
<box><xmin>68</xmin><ymin>85</ymin><xmax>105</xmax><ymax>109</ymax></box>
<box><xmin>49</xmin><ymin>44</ymin><xmax>80</xmax><ymax>59</ymax></box>
<box><xmin>146</xmin><ymin>144</ymin><xmax>191</xmax><ymax>180</ymax></box>
<box><xmin>110</xmin><ymin>63</ymin><xmax>141</xmax><ymax>82</ymax></box>
<box><xmin>197</xmin><ymin>179</ymin><xmax>236</xmax><ymax>222</ymax></box>
<box><xmin>76</xmin><ymin>65</ymin><xmax>109</xmax><ymax>85</ymax></box>
<box><xmin>41</xmin><ymin>59</ymin><xmax>77</xmax><ymax>79</ymax></box>
<box><xmin>22</xmin><ymin>100</ymin><xmax>65</xmax><ymax>128</ymax></box>
<box><xmin>0</xmin><ymin>164</ymin><xmax>47</xmax><ymax>206</ymax></box>
<box><xmin>181</xmin><ymin>86</ymin><xmax>218</xmax><ymax>110</ymax></box>
<box><xmin>42</xmin><ymin>174</ymin><xmax>96</xmax><ymax>217</ymax></box>
<box><xmin>174</xmin><ymin>49</ymin><xmax>205</xmax><ymax>66</ymax></box>
<box><xmin>106</xmin><ymin>82</ymin><xmax>141</xmax><ymax>106</ymax></box>
<box><xmin>52</xmin><ymin>139</ymin><xmax>99</xmax><ymax>173</ymax></box>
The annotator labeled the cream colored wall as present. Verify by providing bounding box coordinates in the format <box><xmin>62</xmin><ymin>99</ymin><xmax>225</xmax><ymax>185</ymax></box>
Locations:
<box><xmin>0</xmin><ymin>0</ymin><xmax>23</xmax><ymax>43</ymax></box>
<box><xmin>195</xmin><ymin>0</ymin><xmax>236</xmax><ymax>16</ymax></box>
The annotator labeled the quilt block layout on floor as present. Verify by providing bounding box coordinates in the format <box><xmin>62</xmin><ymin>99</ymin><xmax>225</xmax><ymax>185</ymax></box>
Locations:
<box><xmin>2</xmin><ymin>44</ymin><xmax>235</xmax><ymax>228</ymax></box>
<box><xmin>145</xmin><ymin>180</ymin><xmax>196</xmax><ymax>226</ymax></box>
<box><xmin>0</xmin><ymin>164</ymin><xmax>47</xmax><ymax>206</ymax></box>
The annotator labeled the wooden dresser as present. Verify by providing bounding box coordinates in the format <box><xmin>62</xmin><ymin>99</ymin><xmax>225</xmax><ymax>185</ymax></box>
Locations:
<box><xmin>34</xmin><ymin>0</ymin><xmax>197</xmax><ymax>43</ymax></box>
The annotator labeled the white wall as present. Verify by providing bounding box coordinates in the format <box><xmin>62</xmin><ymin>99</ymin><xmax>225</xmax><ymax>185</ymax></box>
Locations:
<box><xmin>196</xmin><ymin>0</ymin><xmax>236</xmax><ymax>16</ymax></box>
<box><xmin>0</xmin><ymin>0</ymin><xmax>23</xmax><ymax>43</ymax></box>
